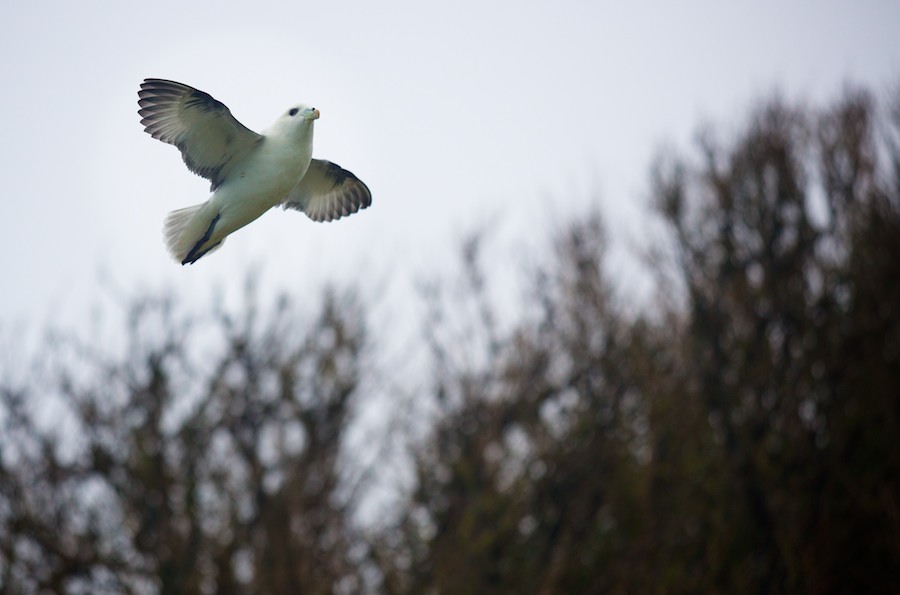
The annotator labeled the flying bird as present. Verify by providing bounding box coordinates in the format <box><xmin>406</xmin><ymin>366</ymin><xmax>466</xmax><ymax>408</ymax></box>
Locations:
<box><xmin>138</xmin><ymin>78</ymin><xmax>371</xmax><ymax>264</ymax></box>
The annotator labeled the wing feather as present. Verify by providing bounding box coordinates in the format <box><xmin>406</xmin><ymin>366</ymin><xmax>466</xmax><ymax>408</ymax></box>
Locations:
<box><xmin>138</xmin><ymin>79</ymin><xmax>263</xmax><ymax>190</ymax></box>
<box><xmin>281</xmin><ymin>159</ymin><xmax>372</xmax><ymax>222</ymax></box>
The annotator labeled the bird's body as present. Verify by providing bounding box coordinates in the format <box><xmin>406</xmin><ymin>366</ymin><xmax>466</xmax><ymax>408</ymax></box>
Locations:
<box><xmin>171</xmin><ymin>123</ymin><xmax>315</xmax><ymax>260</ymax></box>
<box><xmin>138</xmin><ymin>79</ymin><xmax>371</xmax><ymax>264</ymax></box>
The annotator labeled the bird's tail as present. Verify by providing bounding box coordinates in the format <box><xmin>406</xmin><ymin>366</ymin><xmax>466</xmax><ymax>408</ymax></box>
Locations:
<box><xmin>163</xmin><ymin>203</ymin><xmax>225</xmax><ymax>264</ymax></box>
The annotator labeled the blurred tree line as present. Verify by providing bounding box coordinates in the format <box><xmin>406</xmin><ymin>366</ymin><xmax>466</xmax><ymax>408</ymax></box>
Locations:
<box><xmin>1</xmin><ymin>85</ymin><xmax>898</xmax><ymax>594</ymax></box>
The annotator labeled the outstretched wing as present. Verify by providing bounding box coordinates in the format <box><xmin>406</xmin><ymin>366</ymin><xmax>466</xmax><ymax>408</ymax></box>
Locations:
<box><xmin>281</xmin><ymin>159</ymin><xmax>372</xmax><ymax>222</ymax></box>
<box><xmin>138</xmin><ymin>78</ymin><xmax>263</xmax><ymax>190</ymax></box>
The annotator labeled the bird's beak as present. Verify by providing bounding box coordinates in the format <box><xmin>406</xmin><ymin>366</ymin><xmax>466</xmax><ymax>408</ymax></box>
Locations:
<box><xmin>313</xmin><ymin>108</ymin><xmax>321</xmax><ymax>120</ymax></box>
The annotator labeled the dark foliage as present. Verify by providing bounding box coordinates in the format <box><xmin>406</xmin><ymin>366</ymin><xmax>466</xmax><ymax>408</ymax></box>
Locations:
<box><xmin>0</xmin><ymin>287</ymin><xmax>368</xmax><ymax>594</ymax></box>
<box><xmin>377</xmin><ymin>86</ymin><xmax>900</xmax><ymax>594</ymax></box>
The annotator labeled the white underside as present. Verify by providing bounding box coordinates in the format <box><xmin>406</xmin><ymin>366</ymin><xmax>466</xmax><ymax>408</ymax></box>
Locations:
<box><xmin>162</xmin><ymin>130</ymin><xmax>314</xmax><ymax>263</ymax></box>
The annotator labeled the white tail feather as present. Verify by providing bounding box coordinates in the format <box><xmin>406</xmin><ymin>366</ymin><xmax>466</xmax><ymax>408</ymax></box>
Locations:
<box><xmin>163</xmin><ymin>203</ymin><xmax>224</xmax><ymax>263</ymax></box>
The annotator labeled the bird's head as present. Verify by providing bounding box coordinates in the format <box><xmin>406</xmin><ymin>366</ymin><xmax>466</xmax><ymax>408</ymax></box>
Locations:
<box><xmin>286</xmin><ymin>104</ymin><xmax>320</xmax><ymax>121</ymax></box>
<box><xmin>268</xmin><ymin>104</ymin><xmax>320</xmax><ymax>138</ymax></box>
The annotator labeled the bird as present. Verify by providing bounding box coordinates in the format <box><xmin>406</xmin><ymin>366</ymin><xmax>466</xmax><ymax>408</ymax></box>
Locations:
<box><xmin>137</xmin><ymin>78</ymin><xmax>371</xmax><ymax>265</ymax></box>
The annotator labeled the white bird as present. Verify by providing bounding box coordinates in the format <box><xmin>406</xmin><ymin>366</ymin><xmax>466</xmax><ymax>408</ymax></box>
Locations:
<box><xmin>138</xmin><ymin>78</ymin><xmax>371</xmax><ymax>265</ymax></box>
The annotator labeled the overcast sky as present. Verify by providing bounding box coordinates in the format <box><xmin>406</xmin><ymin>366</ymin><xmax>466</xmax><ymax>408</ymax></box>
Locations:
<box><xmin>0</xmin><ymin>0</ymin><xmax>898</xmax><ymax>333</ymax></box>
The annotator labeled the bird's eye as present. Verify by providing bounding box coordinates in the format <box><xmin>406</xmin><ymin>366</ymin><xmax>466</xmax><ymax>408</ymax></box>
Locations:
<box><xmin>289</xmin><ymin>108</ymin><xmax>299</xmax><ymax>117</ymax></box>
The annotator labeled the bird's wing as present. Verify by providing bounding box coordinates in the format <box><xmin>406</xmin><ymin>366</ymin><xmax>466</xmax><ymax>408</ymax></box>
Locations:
<box><xmin>281</xmin><ymin>159</ymin><xmax>372</xmax><ymax>222</ymax></box>
<box><xmin>138</xmin><ymin>78</ymin><xmax>263</xmax><ymax>190</ymax></box>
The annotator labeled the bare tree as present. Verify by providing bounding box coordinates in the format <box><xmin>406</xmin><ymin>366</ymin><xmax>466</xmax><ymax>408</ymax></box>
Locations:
<box><xmin>0</xmin><ymin>284</ymin><xmax>369</xmax><ymax>594</ymax></box>
<box><xmin>377</xmin><ymin>85</ymin><xmax>900</xmax><ymax>594</ymax></box>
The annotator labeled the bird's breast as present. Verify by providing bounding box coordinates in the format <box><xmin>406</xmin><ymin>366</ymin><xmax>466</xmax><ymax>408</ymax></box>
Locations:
<box><xmin>223</xmin><ymin>139</ymin><xmax>313</xmax><ymax>207</ymax></box>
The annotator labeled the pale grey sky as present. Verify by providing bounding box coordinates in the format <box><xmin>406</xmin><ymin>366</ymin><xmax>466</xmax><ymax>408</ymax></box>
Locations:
<box><xmin>0</xmin><ymin>0</ymin><xmax>898</xmax><ymax>329</ymax></box>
